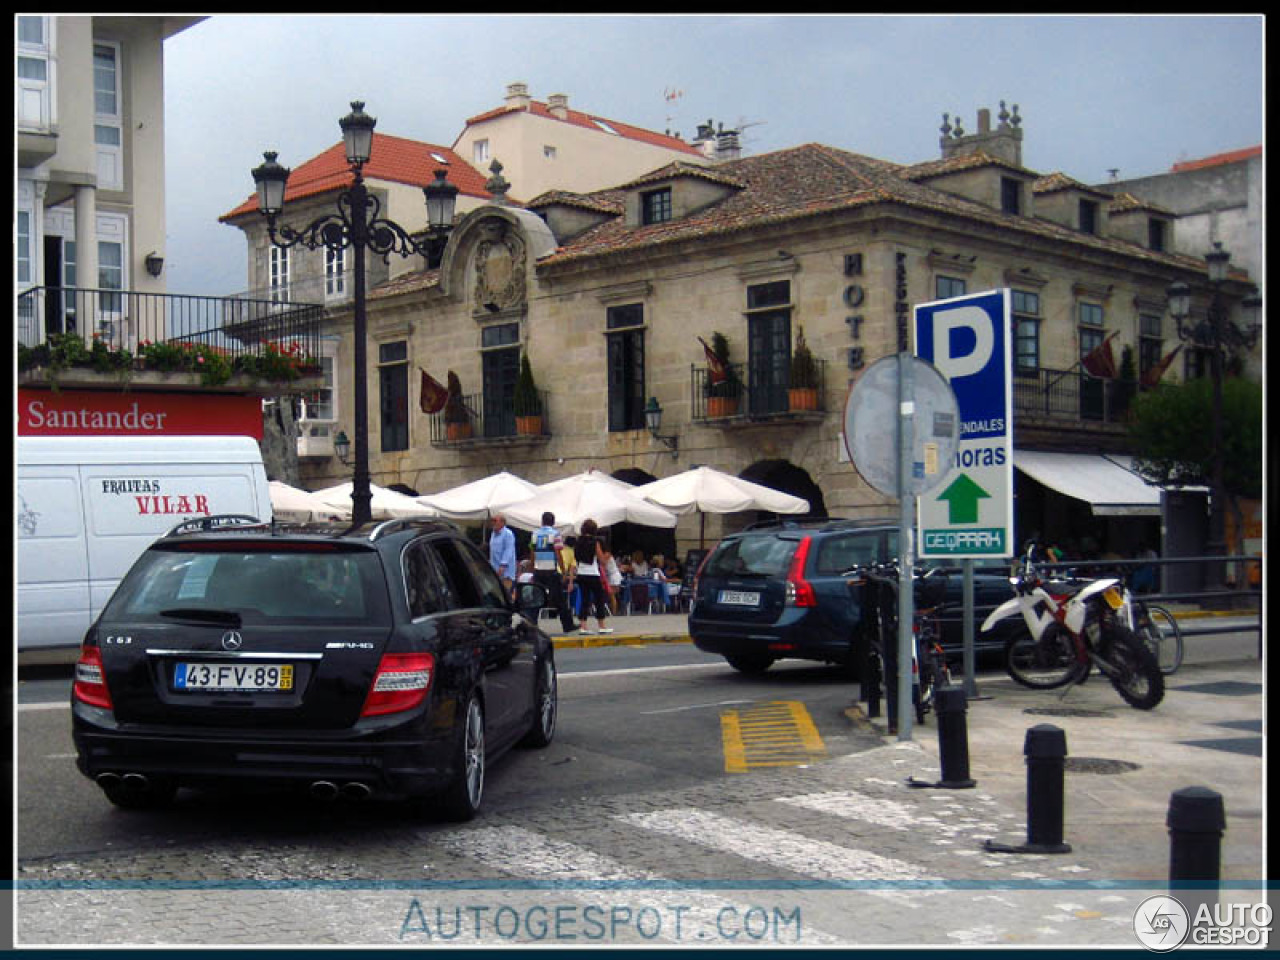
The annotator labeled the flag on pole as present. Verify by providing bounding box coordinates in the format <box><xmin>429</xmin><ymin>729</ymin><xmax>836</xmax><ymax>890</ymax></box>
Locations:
<box><xmin>420</xmin><ymin>368</ymin><xmax>448</xmax><ymax>414</ymax></box>
<box><xmin>1080</xmin><ymin>331</ymin><xmax>1119</xmax><ymax>379</ymax></box>
<box><xmin>698</xmin><ymin>336</ymin><xmax>728</xmax><ymax>385</ymax></box>
<box><xmin>1139</xmin><ymin>343</ymin><xmax>1183</xmax><ymax>389</ymax></box>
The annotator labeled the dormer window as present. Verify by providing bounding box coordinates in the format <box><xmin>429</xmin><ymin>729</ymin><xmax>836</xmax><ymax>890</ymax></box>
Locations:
<box><xmin>641</xmin><ymin>188</ymin><xmax>672</xmax><ymax>225</ymax></box>
<box><xmin>1079</xmin><ymin>199</ymin><xmax>1098</xmax><ymax>235</ymax></box>
<box><xmin>1148</xmin><ymin>218</ymin><xmax>1166</xmax><ymax>252</ymax></box>
<box><xmin>1001</xmin><ymin>177</ymin><xmax>1021</xmax><ymax>215</ymax></box>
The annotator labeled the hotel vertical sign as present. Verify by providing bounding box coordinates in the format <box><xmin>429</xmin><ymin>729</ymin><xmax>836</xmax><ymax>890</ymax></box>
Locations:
<box><xmin>914</xmin><ymin>290</ymin><xmax>1013</xmax><ymax>558</ymax></box>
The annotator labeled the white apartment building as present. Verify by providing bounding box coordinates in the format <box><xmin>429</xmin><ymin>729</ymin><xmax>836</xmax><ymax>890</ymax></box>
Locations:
<box><xmin>17</xmin><ymin>15</ymin><xmax>203</xmax><ymax>344</ymax></box>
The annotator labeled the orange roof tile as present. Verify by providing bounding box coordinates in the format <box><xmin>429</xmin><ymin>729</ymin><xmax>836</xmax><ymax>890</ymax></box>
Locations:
<box><xmin>1170</xmin><ymin>145</ymin><xmax>1262</xmax><ymax>173</ymax></box>
<box><xmin>220</xmin><ymin>133</ymin><xmax>491</xmax><ymax>222</ymax></box>
<box><xmin>463</xmin><ymin>99</ymin><xmax>703</xmax><ymax>157</ymax></box>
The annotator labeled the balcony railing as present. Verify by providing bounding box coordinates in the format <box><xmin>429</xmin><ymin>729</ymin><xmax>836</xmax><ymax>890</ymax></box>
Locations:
<box><xmin>16</xmin><ymin>285</ymin><xmax>323</xmax><ymax>363</ymax></box>
<box><xmin>690</xmin><ymin>359</ymin><xmax>827</xmax><ymax>422</ymax></box>
<box><xmin>1013</xmin><ymin>367</ymin><xmax>1138</xmax><ymax>425</ymax></box>
<box><xmin>427</xmin><ymin>390</ymin><xmax>551</xmax><ymax>446</ymax></box>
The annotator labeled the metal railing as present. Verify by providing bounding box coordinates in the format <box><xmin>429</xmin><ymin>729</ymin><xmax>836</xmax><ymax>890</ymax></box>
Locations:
<box><xmin>1013</xmin><ymin>367</ymin><xmax>1140</xmax><ymax>424</ymax></box>
<box><xmin>427</xmin><ymin>390</ymin><xmax>550</xmax><ymax>444</ymax></box>
<box><xmin>17</xmin><ymin>285</ymin><xmax>323</xmax><ymax>363</ymax></box>
<box><xmin>690</xmin><ymin>359</ymin><xmax>827</xmax><ymax>421</ymax></box>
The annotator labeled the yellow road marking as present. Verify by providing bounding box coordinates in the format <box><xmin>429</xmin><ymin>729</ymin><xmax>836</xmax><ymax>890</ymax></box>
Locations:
<box><xmin>721</xmin><ymin>700</ymin><xmax>827</xmax><ymax>773</ymax></box>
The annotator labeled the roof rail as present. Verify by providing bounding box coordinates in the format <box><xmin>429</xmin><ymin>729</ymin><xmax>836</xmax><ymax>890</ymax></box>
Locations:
<box><xmin>163</xmin><ymin>514</ymin><xmax>268</xmax><ymax>538</ymax></box>
<box><xmin>368</xmin><ymin>517</ymin><xmax>455</xmax><ymax>542</ymax></box>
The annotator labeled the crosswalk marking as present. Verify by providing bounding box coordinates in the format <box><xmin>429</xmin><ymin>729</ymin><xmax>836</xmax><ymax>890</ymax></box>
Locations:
<box><xmin>439</xmin><ymin>826</ymin><xmax>842</xmax><ymax>945</ymax></box>
<box><xmin>617</xmin><ymin>808</ymin><xmax>935</xmax><ymax>897</ymax></box>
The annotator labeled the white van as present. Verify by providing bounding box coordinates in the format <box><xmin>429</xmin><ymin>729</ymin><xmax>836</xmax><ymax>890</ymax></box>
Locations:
<box><xmin>16</xmin><ymin>435</ymin><xmax>271</xmax><ymax>650</ymax></box>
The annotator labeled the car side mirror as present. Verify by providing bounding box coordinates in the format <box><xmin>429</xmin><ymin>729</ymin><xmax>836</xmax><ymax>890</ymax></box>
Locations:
<box><xmin>514</xmin><ymin>581</ymin><xmax>548</xmax><ymax>613</ymax></box>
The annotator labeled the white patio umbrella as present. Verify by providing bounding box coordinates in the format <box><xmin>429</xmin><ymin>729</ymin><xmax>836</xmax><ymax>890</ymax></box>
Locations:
<box><xmin>268</xmin><ymin>480</ymin><xmax>351</xmax><ymax>523</ymax></box>
<box><xmin>634</xmin><ymin>466</ymin><xmax>809</xmax><ymax>547</ymax></box>
<box><xmin>312</xmin><ymin>481</ymin><xmax>442</xmax><ymax>521</ymax></box>
<box><xmin>415</xmin><ymin>471</ymin><xmax>538</xmax><ymax>522</ymax></box>
<box><xmin>501</xmin><ymin>470</ymin><xmax>678</xmax><ymax>534</ymax></box>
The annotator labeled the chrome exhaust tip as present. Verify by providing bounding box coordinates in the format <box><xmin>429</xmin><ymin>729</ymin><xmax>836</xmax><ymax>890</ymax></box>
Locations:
<box><xmin>96</xmin><ymin>772</ymin><xmax>122</xmax><ymax>789</ymax></box>
<box><xmin>309</xmin><ymin>780</ymin><xmax>339</xmax><ymax>801</ymax></box>
<box><xmin>340</xmin><ymin>782</ymin><xmax>373</xmax><ymax>801</ymax></box>
<box><xmin>122</xmin><ymin>772</ymin><xmax>150</xmax><ymax>792</ymax></box>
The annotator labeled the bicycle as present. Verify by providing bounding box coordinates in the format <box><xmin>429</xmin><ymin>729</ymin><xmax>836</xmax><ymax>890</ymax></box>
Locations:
<box><xmin>1130</xmin><ymin>595</ymin><xmax>1184</xmax><ymax>675</ymax></box>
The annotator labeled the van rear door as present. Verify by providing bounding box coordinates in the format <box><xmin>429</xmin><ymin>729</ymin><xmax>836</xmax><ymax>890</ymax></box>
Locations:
<box><xmin>17</xmin><ymin>466</ymin><xmax>91</xmax><ymax>647</ymax></box>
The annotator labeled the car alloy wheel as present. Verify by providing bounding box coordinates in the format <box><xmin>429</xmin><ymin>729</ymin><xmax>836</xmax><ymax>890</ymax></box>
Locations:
<box><xmin>440</xmin><ymin>693</ymin><xmax>485</xmax><ymax>821</ymax></box>
<box><xmin>521</xmin><ymin>656</ymin><xmax>557</xmax><ymax>748</ymax></box>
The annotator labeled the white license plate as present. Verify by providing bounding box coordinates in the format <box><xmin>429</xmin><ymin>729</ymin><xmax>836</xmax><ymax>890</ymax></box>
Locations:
<box><xmin>718</xmin><ymin>590</ymin><xmax>761</xmax><ymax>606</ymax></box>
<box><xmin>175</xmin><ymin>662</ymin><xmax>294</xmax><ymax>692</ymax></box>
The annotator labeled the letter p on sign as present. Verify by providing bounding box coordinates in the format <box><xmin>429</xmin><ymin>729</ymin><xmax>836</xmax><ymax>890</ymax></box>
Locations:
<box><xmin>932</xmin><ymin>305</ymin><xmax>994</xmax><ymax>380</ymax></box>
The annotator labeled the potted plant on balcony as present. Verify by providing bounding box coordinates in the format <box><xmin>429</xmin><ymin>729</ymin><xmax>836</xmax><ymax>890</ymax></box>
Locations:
<box><xmin>513</xmin><ymin>353</ymin><xmax>543</xmax><ymax>436</ymax></box>
<box><xmin>444</xmin><ymin>370</ymin><xmax>472</xmax><ymax>441</ymax></box>
<box><xmin>788</xmin><ymin>326</ymin><xmax>819</xmax><ymax>411</ymax></box>
<box><xmin>703</xmin><ymin>331</ymin><xmax>742</xmax><ymax>418</ymax></box>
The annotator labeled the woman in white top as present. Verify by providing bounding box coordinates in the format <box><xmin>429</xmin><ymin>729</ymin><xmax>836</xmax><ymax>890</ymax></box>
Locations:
<box><xmin>573</xmin><ymin>519</ymin><xmax>613</xmax><ymax>634</ymax></box>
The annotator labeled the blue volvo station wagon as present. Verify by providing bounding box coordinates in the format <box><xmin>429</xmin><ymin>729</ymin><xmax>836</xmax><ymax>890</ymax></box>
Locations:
<box><xmin>689</xmin><ymin>518</ymin><xmax>1020</xmax><ymax>675</ymax></box>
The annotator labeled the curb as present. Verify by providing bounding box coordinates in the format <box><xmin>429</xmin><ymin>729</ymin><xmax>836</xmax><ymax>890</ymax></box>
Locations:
<box><xmin>551</xmin><ymin>633</ymin><xmax>691</xmax><ymax>650</ymax></box>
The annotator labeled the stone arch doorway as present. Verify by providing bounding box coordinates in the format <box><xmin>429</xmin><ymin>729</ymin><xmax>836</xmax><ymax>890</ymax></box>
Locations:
<box><xmin>604</xmin><ymin>468</ymin><xmax>675</xmax><ymax>568</ymax></box>
<box><xmin>738</xmin><ymin>460</ymin><xmax>826</xmax><ymax>524</ymax></box>
<box><xmin>609</xmin><ymin>467</ymin><xmax>675</xmax><ymax>565</ymax></box>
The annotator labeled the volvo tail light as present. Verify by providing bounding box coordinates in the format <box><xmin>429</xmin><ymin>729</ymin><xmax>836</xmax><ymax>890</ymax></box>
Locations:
<box><xmin>73</xmin><ymin>646</ymin><xmax>113</xmax><ymax>709</ymax></box>
<box><xmin>361</xmin><ymin>652</ymin><xmax>435</xmax><ymax>717</ymax></box>
<box><xmin>784</xmin><ymin>536</ymin><xmax>817</xmax><ymax>607</ymax></box>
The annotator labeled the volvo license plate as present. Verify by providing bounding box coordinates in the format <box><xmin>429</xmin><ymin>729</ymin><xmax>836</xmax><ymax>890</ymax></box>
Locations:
<box><xmin>718</xmin><ymin>590</ymin><xmax>761</xmax><ymax>606</ymax></box>
<box><xmin>175</xmin><ymin>662</ymin><xmax>293</xmax><ymax>692</ymax></box>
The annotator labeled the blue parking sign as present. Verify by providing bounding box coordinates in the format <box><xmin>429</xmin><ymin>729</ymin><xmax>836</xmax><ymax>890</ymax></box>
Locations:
<box><xmin>915</xmin><ymin>290</ymin><xmax>1013</xmax><ymax>558</ymax></box>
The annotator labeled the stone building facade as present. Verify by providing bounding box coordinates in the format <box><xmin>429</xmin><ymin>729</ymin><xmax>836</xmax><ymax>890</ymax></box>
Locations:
<box><xmin>287</xmin><ymin>109</ymin><xmax>1259</xmax><ymax>560</ymax></box>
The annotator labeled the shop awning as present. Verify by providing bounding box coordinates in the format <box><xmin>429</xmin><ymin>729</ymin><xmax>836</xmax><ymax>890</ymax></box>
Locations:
<box><xmin>1014</xmin><ymin>450</ymin><xmax>1163</xmax><ymax>516</ymax></box>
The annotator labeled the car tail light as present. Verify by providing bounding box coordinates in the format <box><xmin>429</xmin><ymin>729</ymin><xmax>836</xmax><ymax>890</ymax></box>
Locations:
<box><xmin>361</xmin><ymin>652</ymin><xmax>435</xmax><ymax>717</ymax></box>
<box><xmin>784</xmin><ymin>536</ymin><xmax>816</xmax><ymax>607</ymax></box>
<box><xmin>73</xmin><ymin>646</ymin><xmax>113</xmax><ymax>709</ymax></box>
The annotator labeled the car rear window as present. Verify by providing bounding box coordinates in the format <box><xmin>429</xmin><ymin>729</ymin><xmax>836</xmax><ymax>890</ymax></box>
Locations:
<box><xmin>102</xmin><ymin>545</ymin><xmax>392</xmax><ymax>625</ymax></box>
<box><xmin>812</xmin><ymin>532</ymin><xmax>885</xmax><ymax>574</ymax></box>
<box><xmin>704</xmin><ymin>535</ymin><xmax>798</xmax><ymax>577</ymax></box>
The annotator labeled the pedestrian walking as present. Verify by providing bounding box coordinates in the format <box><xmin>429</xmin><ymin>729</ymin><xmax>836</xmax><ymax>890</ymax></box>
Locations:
<box><xmin>489</xmin><ymin>512</ymin><xmax>516</xmax><ymax>596</ymax></box>
<box><xmin>602</xmin><ymin>536</ymin><xmax>622</xmax><ymax>615</ymax></box>
<box><xmin>530</xmin><ymin>511</ymin><xmax>578</xmax><ymax>633</ymax></box>
<box><xmin>573</xmin><ymin>519</ymin><xmax>613</xmax><ymax>634</ymax></box>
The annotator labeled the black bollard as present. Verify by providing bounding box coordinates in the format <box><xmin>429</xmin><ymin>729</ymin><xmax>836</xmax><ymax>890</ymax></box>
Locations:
<box><xmin>908</xmin><ymin>686</ymin><xmax>976</xmax><ymax>789</ymax></box>
<box><xmin>985</xmin><ymin>723</ymin><xmax>1072</xmax><ymax>854</ymax></box>
<box><xmin>1168</xmin><ymin>786</ymin><xmax>1225</xmax><ymax>919</ymax></box>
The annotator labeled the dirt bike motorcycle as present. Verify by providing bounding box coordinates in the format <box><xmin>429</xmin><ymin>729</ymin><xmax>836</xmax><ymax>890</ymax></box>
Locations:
<box><xmin>981</xmin><ymin>543</ymin><xmax>1164</xmax><ymax>710</ymax></box>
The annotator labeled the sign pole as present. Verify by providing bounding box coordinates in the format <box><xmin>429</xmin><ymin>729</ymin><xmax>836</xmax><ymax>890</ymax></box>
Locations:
<box><xmin>897</xmin><ymin>349</ymin><xmax>915</xmax><ymax>742</ymax></box>
<box><xmin>962</xmin><ymin>558</ymin><xmax>977</xmax><ymax>698</ymax></box>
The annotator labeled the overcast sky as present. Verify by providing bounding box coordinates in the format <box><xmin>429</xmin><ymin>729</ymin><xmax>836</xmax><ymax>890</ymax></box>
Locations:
<box><xmin>162</xmin><ymin>14</ymin><xmax>1264</xmax><ymax>298</ymax></box>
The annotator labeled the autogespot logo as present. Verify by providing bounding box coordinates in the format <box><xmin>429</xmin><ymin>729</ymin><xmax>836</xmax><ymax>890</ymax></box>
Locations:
<box><xmin>1134</xmin><ymin>895</ymin><xmax>1190</xmax><ymax>952</ymax></box>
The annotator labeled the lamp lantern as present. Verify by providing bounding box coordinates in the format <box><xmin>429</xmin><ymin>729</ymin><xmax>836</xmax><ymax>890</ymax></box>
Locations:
<box><xmin>251</xmin><ymin>151</ymin><xmax>290</xmax><ymax>216</ymax></box>
<box><xmin>333</xmin><ymin>430</ymin><xmax>351</xmax><ymax>465</ymax></box>
<box><xmin>339</xmin><ymin>101</ymin><xmax>376</xmax><ymax>165</ymax></box>
<box><xmin>424</xmin><ymin>169</ymin><xmax>459</xmax><ymax>231</ymax></box>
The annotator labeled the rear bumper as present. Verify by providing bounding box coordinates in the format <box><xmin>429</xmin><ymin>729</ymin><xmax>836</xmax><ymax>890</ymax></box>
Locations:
<box><xmin>72</xmin><ymin>702</ymin><xmax>455</xmax><ymax>797</ymax></box>
<box><xmin>690</xmin><ymin>613</ymin><xmax>854</xmax><ymax>663</ymax></box>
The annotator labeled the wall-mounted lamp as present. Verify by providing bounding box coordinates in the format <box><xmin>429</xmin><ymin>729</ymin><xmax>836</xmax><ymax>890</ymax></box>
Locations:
<box><xmin>644</xmin><ymin>396</ymin><xmax>679</xmax><ymax>458</ymax></box>
<box><xmin>333</xmin><ymin>429</ymin><xmax>351</xmax><ymax>465</ymax></box>
<box><xmin>144</xmin><ymin>251</ymin><xmax>164</xmax><ymax>277</ymax></box>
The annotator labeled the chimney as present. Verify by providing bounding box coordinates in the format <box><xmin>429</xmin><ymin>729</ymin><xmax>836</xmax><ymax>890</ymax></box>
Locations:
<box><xmin>940</xmin><ymin>102</ymin><xmax>1023</xmax><ymax>166</ymax></box>
<box><xmin>547</xmin><ymin>93</ymin><xmax>569</xmax><ymax>120</ymax></box>
<box><xmin>505</xmin><ymin>82</ymin><xmax>531</xmax><ymax>110</ymax></box>
<box><xmin>715</xmin><ymin>127</ymin><xmax>741</xmax><ymax>162</ymax></box>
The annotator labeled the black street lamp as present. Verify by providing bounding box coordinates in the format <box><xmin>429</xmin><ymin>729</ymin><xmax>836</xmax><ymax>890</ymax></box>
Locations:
<box><xmin>1166</xmin><ymin>242</ymin><xmax>1262</xmax><ymax>593</ymax></box>
<box><xmin>251</xmin><ymin>101</ymin><xmax>458</xmax><ymax>526</ymax></box>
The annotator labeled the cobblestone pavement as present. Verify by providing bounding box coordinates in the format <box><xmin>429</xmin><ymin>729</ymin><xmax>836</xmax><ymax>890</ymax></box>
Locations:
<box><xmin>16</xmin><ymin>658</ymin><xmax>1265</xmax><ymax>948</ymax></box>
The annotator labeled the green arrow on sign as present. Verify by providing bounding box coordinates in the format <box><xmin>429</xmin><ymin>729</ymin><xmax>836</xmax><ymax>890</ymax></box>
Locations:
<box><xmin>936</xmin><ymin>473</ymin><xmax>991</xmax><ymax>524</ymax></box>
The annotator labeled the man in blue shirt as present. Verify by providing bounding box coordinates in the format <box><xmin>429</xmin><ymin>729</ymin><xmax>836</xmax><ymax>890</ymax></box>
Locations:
<box><xmin>489</xmin><ymin>513</ymin><xmax>517</xmax><ymax>596</ymax></box>
<box><xmin>531</xmin><ymin>511</ymin><xmax>577</xmax><ymax>633</ymax></box>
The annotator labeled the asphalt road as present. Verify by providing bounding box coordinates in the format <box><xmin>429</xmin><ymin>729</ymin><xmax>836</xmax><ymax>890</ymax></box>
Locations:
<box><xmin>16</xmin><ymin>643</ymin><xmax>880</xmax><ymax>862</ymax></box>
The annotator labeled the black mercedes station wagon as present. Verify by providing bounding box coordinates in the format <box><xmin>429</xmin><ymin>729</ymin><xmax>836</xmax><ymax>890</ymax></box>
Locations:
<box><xmin>71</xmin><ymin>515</ymin><xmax>558</xmax><ymax>821</ymax></box>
